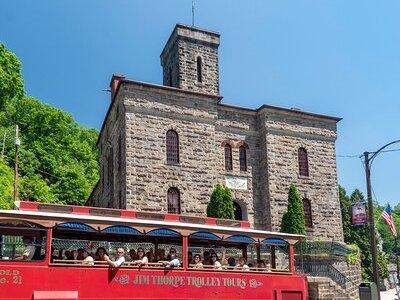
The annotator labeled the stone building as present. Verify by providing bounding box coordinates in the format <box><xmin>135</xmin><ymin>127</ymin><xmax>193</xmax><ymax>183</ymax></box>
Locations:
<box><xmin>89</xmin><ymin>23</ymin><xmax>344</xmax><ymax>242</ymax></box>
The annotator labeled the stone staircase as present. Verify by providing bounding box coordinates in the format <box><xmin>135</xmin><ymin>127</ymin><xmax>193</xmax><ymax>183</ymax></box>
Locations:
<box><xmin>308</xmin><ymin>276</ymin><xmax>358</xmax><ymax>300</ymax></box>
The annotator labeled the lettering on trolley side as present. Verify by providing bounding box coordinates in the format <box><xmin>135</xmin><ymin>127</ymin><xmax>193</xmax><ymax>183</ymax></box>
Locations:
<box><xmin>113</xmin><ymin>274</ymin><xmax>262</xmax><ymax>289</ymax></box>
<box><xmin>0</xmin><ymin>269</ymin><xmax>22</xmax><ymax>285</ymax></box>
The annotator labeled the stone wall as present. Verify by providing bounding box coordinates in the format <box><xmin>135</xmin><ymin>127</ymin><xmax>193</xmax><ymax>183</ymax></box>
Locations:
<box><xmin>91</xmin><ymin>91</ymin><xmax>126</xmax><ymax>209</ymax></box>
<box><xmin>90</xmin><ymin>78</ymin><xmax>344</xmax><ymax>242</ymax></box>
<box><xmin>302</xmin><ymin>254</ymin><xmax>362</xmax><ymax>300</ymax></box>
<box><xmin>262</xmin><ymin>109</ymin><xmax>343</xmax><ymax>241</ymax></box>
<box><xmin>334</xmin><ymin>260</ymin><xmax>362</xmax><ymax>298</ymax></box>
<box><xmin>123</xmin><ymin>83</ymin><xmax>219</xmax><ymax>214</ymax></box>
<box><xmin>215</xmin><ymin>105</ymin><xmax>260</xmax><ymax>227</ymax></box>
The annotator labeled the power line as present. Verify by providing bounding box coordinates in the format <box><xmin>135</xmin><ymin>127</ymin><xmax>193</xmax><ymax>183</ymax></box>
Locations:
<box><xmin>32</xmin><ymin>167</ymin><xmax>60</xmax><ymax>179</ymax></box>
<box><xmin>337</xmin><ymin>154</ymin><xmax>360</xmax><ymax>158</ymax></box>
<box><xmin>338</xmin><ymin>148</ymin><xmax>400</xmax><ymax>159</ymax></box>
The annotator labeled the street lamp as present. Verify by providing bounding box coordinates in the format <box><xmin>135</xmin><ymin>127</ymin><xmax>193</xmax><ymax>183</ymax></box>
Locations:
<box><xmin>363</xmin><ymin>139</ymin><xmax>400</xmax><ymax>299</ymax></box>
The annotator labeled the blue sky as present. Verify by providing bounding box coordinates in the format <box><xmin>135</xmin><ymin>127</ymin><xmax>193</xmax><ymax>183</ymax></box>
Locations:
<box><xmin>1</xmin><ymin>0</ymin><xmax>399</xmax><ymax>206</ymax></box>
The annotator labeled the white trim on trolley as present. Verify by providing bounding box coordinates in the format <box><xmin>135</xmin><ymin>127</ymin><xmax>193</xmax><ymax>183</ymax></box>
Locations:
<box><xmin>0</xmin><ymin>209</ymin><xmax>304</xmax><ymax>240</ymax></box>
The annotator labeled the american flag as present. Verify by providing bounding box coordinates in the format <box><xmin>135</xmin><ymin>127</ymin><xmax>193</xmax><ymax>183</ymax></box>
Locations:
<box><xmin>381</xmin><ymin>204</ymin><xmax>397</xmax><ymax>237</ymax></box>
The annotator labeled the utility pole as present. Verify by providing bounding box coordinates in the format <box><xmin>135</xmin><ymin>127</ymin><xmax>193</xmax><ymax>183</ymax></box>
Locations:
<box><xmin>364</xmin><ymin>151</ymin><xmax>380</xmax><ymax>299</ymax></box>
<box><xmin>13</xmin><ymin>125</ymin><xmax>20</xmax><ymax>203</ymax></box>
<box><xmin>363</xmin><ymin>139</ymin><xmax>400</xmax><ymax>299</ymax></box>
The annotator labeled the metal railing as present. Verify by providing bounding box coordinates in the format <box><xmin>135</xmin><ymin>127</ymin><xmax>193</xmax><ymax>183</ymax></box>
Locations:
<box><xmin>295</xmin><ymin>240</ymin><xmax>351</xmax><ymax>257</ymax></box>
<box><xmin>296</xmin><ymin>261</ymin><xmax>347</xmax><ymax>289</ymax></box>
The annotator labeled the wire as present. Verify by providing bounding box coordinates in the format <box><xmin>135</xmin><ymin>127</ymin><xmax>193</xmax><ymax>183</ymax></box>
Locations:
<box><xmin>32</xmin><ymin>167</ymin><xmax>60</xmax><ymax>179</ymax></box>
<box><xmin>379</xmin><ymin>148</ymin><xmax>400</xmax><ymax>154</ymax></box>
<box><xmin>338</xmin><ymin>148</ymin><xmax>400</xmax><ymax>159</ymax></box>
<box><xmin>337</xmin><ymin>154</ymin><xmax>360</xmax><ymax>158</ymax></box>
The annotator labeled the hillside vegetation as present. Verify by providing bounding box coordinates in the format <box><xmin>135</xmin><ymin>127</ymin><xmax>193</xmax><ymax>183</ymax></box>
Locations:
<box><xmin>0</xmin><ymin>44</ymin><xmax>99</xmax><ymax>208</ymax></box>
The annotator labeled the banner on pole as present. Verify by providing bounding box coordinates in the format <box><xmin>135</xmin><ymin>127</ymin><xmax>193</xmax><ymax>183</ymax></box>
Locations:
<box><xmin>351</xmin><ymin>201</ymin><xmax>368</xmax><ymax>226</ymax></box>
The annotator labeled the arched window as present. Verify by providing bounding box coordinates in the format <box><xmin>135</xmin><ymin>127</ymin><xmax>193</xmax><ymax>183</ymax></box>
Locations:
<box><xmin>224</xmin><ymin>144</ymin><xmax>232</xmax><ymax>171</ymax></box>
<box><xmin>298</xmin><ymin>147</ymin><xmax>309</xmax><ymax>176</ymax></box>
<box><xmin>196</xmin><ymin>56</ymin><xmax>202</xmax><ymax>83</ymax></box>
<box><xmin>239</xmin><ymin>145</ymin><xmax>247</xmax><ymax>171</ymax></box>
<box><xmin>303</xmin><ymin>198</ymin><xmax>313</xmax><ymax>228</ymax></box>
<box><xmin>166</xmin><ymin>130</ymin><xmax>179</xmax><ymax>164</ymax></box>
<box><xmin>167</xmin><ymin>187</ymin><xmax>180</xmax><ymax>214</ymax></box>
<box><xmin>233</xmin><ymin>201</ymin><xmax>243</xmax><ymax>221</ymax></box>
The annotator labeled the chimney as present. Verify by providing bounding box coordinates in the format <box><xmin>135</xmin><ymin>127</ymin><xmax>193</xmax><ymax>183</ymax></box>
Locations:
<box><xmin>109</xmin><ymin>74</ymin><xmax>125</xmax><ymax>101</ymax></box>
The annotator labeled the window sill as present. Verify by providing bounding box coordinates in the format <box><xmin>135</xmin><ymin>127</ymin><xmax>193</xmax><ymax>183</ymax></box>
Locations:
<box><xmin>166</xmin><ymin>162</ymin><xmax>181</xmax><ymax>167</ymax></box>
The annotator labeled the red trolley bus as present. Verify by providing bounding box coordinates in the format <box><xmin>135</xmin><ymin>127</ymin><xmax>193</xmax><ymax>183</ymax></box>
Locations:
<box><xmin>0</xmin><ymin>201</ymin><xmax>307</xmax><ymax>300</ymax></box>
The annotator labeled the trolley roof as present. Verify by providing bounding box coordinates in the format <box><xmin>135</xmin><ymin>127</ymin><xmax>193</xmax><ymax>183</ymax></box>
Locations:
<box><xmin>0</xmin><ymin>201</ymin><xmax>304</xmax><ymax>243</ymax></box>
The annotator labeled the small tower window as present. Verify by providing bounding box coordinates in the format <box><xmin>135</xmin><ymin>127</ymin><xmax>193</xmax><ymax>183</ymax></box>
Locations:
<box><xmin>166</xmin><ymin>130</ymin><xmax>179</xmax><ymax>164</ymax></box>
<box><xmin>196</xmin><ymin>56</ymin><xmax>202</xmax><ymax>83</ymax></box>
<box><xmin>298</xmin><ymin>147</ymin><xmax>309</xmax><ymax>176</ymax></box>
<box><xmin>303</xmin><ymin>198</ymin><xmax>313</xmax><ymax>228</ymax></box>
<box><xmin>239</xmin><ymin>145</ymin><xmax>247</xmax><ymax>171</ymax></box>
<box><xmin>167</xmin><ymin>187</ymin><xmax>181</xmax><ymax>214</ymax></box>
<box><xmin>224</xmin><ymin>144</ymin><xmax>232</xmax><ymax>171</ymax></box>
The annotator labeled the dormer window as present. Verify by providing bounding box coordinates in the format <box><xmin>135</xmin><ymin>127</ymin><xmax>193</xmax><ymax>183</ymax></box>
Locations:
<box><xmin>196</xmin><ymin>56</ymin><xmax>202</xmax><ymax>83</ymax></box>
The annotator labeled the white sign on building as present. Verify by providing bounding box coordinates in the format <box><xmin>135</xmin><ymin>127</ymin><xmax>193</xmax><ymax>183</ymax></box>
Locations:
<box><xmin>225</xmin><ymin>176</ymin><xmax>247</xmax><ymax>190</ymax></box>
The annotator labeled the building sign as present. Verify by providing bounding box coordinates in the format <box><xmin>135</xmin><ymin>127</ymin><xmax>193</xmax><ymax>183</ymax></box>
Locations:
<box><xmin>225</xmin><ymin>176</ymin><xmax>247</xmax><ymax>190</ymax></box>
<box><xmin>351</xmin><ymin>202</ymin><xmax>368</xmax><ymax>226</ymax></box>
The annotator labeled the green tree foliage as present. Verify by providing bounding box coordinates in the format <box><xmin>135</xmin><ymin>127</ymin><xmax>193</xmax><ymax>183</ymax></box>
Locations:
<box><xmin>339</xmin><ymin>186</ymin><xmax>390</xmax><ymax>281</ymax></box>
<box><xmin>280</xmin><ymin>184</ymin><xmax>305</xmax><ymax>235</ymax></box>
<box><xmin>0</xmin><ymin>159</ymin><xmax>14</xmax><ymax>209</ymax></box>
<box><xmin>0</xmin><ymin>43</ymin><xmax>99</xmax><ymax>207</ymax></box>
<box><xmin>0</xmin><ymin>44</ymin><xmax>24</xmax><ymax>109</ymax></box>
<box><xmin>207</xmin><ymin>184</ymin><xmax>234</xmax><ymax>219</ymax></box>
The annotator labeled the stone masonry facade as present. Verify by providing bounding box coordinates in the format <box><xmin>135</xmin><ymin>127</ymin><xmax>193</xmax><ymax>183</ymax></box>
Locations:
<box><xmin>89</xmin><ymin>23</ymin><xmax>344</xmax><ymax>242</ymax></box>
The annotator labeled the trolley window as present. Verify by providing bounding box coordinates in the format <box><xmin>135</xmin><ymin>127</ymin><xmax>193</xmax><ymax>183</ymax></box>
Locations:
<box><xmin>0</xmin><ymin>220</ymin><xmax>47</xmax><ymax>261</ymax></box>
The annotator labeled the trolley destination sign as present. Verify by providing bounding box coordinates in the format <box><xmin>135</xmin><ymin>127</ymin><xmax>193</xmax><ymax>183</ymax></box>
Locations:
<box><xmin>115</xmin><ymin>273</ymin><xmax>263</xmax><ymax>289</ymax></box>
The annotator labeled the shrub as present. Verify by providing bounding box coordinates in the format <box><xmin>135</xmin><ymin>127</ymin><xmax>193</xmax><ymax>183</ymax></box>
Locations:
<box><xmin>280</xmin><ymin>184</ymin><xmax>306</xmax><ymax>235</ymax></box>
<box><xmin>346</xmin><ymin>244</ymin><xmax>361</xmax><ymax>265</ymax></box>
<box><xmin>207</xmin><ymin>184</ymin><xmax>234</xmax><ymax>219</ymax></box>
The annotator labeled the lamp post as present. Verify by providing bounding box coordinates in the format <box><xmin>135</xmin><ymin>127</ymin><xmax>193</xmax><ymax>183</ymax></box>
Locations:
<box><xmin>363</xmin><ymin>139</ymin><xmax>400</xmax><ymax>298</ymax></box>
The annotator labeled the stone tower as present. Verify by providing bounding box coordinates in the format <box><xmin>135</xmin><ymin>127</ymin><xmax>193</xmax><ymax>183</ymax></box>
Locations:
<box><xmin>160</xmin><ymin>24</ymin><xmax>220</xmax><ymax>95</ymax></box>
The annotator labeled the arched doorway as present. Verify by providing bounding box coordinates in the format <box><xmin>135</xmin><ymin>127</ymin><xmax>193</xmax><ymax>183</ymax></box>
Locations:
<box><xmin>233</xmin><ymin>201</ymin><xmax>243</xmax><ymax>221</ymax></box>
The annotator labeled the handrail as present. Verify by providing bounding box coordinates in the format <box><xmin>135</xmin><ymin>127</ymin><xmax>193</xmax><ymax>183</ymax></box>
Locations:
<box><xmin>296</xmin><ymin>261</ymin><xmax>346</xmax><ymax>288</ymax></box>
<box><xmin>295</xmin><ymin>240</ymin><xmax>351</xmax><ymax>257</ymax></box>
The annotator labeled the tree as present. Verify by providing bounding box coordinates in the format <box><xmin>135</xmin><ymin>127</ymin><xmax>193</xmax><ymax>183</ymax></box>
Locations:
<box><xmin>339</xmin><ymin>185</ymin><xmax>352</xmax><ymax>241</ymax></box>
<box><xmin>0</xmin><ymin>159</ymin><xmax>14</xmax><ymax>209</ymax></box>
<box><xmin>0</xmin><ymin>44</ymin><xmax>24</xmax><ymax>109</ymax></box>
<box><xmin>339</xmin><ymin>186</ymin><xmax>389</xmax><ymax>281</ymax></box>
<box><xmin>376</xmin><ymin>204</ymin><xmax>400</xmax><ymax>257</ymax></box>
<box><xmin>0</xmin><ymin>43</ymin><xmax>99</xmax><ymax>206</ymax></box>
<box><xmin>280</xmin><ymin>184</ymin><xmax>305</xmax><ymax>235</ymax></box>
<box><xmin>207</xmin><ymin>184</ymin><xmax>234</xmax><ymax>219</ymax></box>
